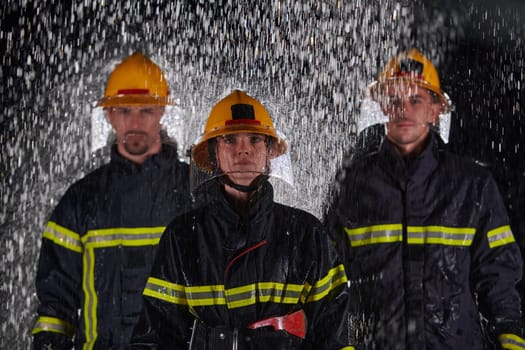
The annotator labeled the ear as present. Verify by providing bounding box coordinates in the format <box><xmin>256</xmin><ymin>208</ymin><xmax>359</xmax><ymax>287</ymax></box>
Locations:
<box><xmin>427</xmin><ymin>102</ymin><xmax>442</xmax><ymax>124</ymax></box>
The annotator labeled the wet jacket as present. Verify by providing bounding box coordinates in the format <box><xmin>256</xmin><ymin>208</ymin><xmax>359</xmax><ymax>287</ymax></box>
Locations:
<box><xmin>330</xmin><ymin>132</ymin><xmax>525</xmax><ymax>349</ymax></box>
<box><xmin>130</xmin><ymin>181</ymin><xmax>351</xmax><ymax>350</ymax></box>
<box><xmin>33</xmin><ymin>144</ymin><xmax>191</xmax><ymax>350</ymax></box>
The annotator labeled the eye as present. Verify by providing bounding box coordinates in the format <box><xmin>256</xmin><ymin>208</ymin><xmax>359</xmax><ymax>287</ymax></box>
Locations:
<box><xmin>381</xmin><ymin>96</ymin><xmax>401</xmax><ymax>110</ymax></box>
<box><xmin>113</xmin><ymin>107</ymin><xmax>130</xmax><ymax>116</ymax></box>
<box><xmin>221</xmin><ymin>135</ymin><xmax>236</xmax><ymax>144</ymax></box>
<box><xmin>249</xmin><ymin>135</ymin><xmax>265</xmax><ymax>144</ymax></box>
<box><xmin>409</xmin><ymin>96</ymin><xmax>423</xmax><ymax>105</ymax></box>
<box><xmin>141</xmin><ymin>108</ymin><xmax>154</xmax><ymax>115</ymax></box>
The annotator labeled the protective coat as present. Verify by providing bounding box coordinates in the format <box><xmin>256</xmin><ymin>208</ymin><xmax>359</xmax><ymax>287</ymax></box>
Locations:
<box><xmin>33</xmin><ymin>144</ymin><xmax>191</xmax><ymax>350</ymax></box>
<box><xmin>330</xmin><ymin>131</ymin><xmax>525</xmax><ymax>349</ymax></box>
<box><xmin>131</xmin><ymin>181</ymin><xmax>351</xmax><ymax>349</ymax></box>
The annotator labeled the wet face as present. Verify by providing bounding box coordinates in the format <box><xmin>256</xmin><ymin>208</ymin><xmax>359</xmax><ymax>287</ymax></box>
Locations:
<box><xmin>379</xmin><ymin>82</ymin><xmax>441</xmax><ymax>155</ymax></box>
<box><xmin>216</xmin><ymin>133</ymin><xmax>269</xmax><ymax>186</ymax></box>
<box><xmin>106</xmin><ymin>106</ymin><xmax>164</xmax><ymax>163</ymax></box>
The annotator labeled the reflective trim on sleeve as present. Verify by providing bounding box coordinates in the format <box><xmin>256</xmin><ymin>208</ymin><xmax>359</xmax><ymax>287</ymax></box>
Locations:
<box><xmin>43</xmin><ymin>221</ymin><xmax>83</xmax><ymax>253</ymax></box>
<box><xmin>82</xmin><ymin>226</ymin><xmax>166</xmax><ymax>248</ymax></box>
<box><xmin>499</xmin><ymin>333</ymin><xmax>525</xmax><ymax>350</ymax></box>
<box><xmin>304</xmin><ymin>264</ymin><xmax>348</xmax><ymax>303</ymax></box>
<box><xmin>488</xmin><ymin>225</ymin><xmax>515</xmax><ymax>248</ymax></box>
<box><xmin>407</xmin><ymin>226</ymin><xmax>475</xmax><ymax>246</ymax></box>
<box><xmin>32</xmin><ymin>316</ymin><xmax>75</xmax><ymax>336</ymax></box>
<box><xmin>344</xmin><ymin>224</ymin><xmax>403</xmax><ymax>247</ymax></box>
<box><xmin>340</xmin><ymin>347</ymin><xmax>356</xmax><ymax>350</ymax></box>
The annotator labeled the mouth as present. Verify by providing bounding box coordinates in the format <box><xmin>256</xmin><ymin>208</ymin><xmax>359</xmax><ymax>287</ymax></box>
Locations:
<box><xmin>124</xmin><ymin>131</ymin><xmax>147</xmax><ymax>142</ymax></box>
<box><xmin>391</xmin><ymin>120</ymin><xmax>415</xmax><ymax>127</ymax></box>
<box><xmin>234</xmin><ymin>160</ymin><xmax>255</xmax><ymax>166</ymax></box>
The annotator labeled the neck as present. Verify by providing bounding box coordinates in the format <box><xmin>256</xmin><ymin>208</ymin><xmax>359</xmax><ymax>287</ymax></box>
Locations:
<box><xmin>388</xmin><ymin>132</ymin><xmax>429</xmax><ymax>159</ymax></box>
<box><xmin>223</xmin><ymin>184</ymin><xmax>253</xmax><ymax>217</ymax></box>
<box><xmin>223</xmin><ymin>183</ymin><xmax>252</xmax><ymax>202</ymax></box>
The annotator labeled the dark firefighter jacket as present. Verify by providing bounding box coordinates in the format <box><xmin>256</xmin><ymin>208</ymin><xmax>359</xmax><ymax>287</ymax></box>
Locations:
<box><xmin>330</xmin><ymin>131</ymin><xmax>525</xmax><ymax>350</ymax></box>
<box><xmin>130</xmin><ymin>180</ymin><xmax>352</xmax><ymax>350</ymax></box>
<box><xmin>32</xmin><ymin>144</ymin><xmax>192</xmax><ymax>350</ymax></box>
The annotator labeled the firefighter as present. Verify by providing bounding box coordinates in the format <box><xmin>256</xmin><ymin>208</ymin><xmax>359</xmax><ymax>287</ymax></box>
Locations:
<box><xmin>32</xmin><ymin>52</ymin><xmax>192</xmax><ymax>349</ymax></box>
<box><xmin>130</xmin><ymin>90</ymin><xmax>353</xmax><ymax>349</ymax></box>
<box><xmin>327</xmin><ymin>48</ymin><xmax>525</xmax><ymax>349</ymax></box>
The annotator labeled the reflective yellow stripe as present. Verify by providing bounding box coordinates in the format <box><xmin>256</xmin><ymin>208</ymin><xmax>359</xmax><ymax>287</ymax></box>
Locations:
<box><xmin>144</xmin><ymin>277</ymin><xmax>226</xmax><ymax>306</ymax></box>
<box><xmin>144</xmin><ymin>265</ymin><xmax>347</xmax><ymax>309</ymax></box>
<box><xmin>344</xmin><ymin>224</ymin><xmax>403</xmax><ymax>247</ymax></box>
<box><xmin>78</xmin><ymin>226</ymin><xmax>165</xmax><ymax>349</ymax></box>
<box><xmin>32</xmin><ymin>316</ymin><xmax>75</xmax><ymax>336</ymax></box>
<box><xmin>499</xmin><ymin>333</ymin><xmax>525</xmax><ymax>350</ymax></box>
<box><xmin>407</xmin><ymin>226</ymin><xmax>475</xmax><ymax>246</ymax></box>
<box><xmin>340</xmin><ymin>347</ymin><xmax>355</xmax><ymax>350</ymax></box>
<box><xmin>82</xmin><ymin>247</ymin><xmax>97</xmax><ymax>350</ymax></box>
<box><xmin>488</xmin><ymin>225</ymin><xmax>515</xmax><ymax>248</ymax></box>
<box><xmin>305</xmin><ymin>264</ymin><xmax>347</xmax><ymax>302</ymax></box>
<box><xmin>82</xmin><ymin>226</ymin><xmax>166</xmax><ymax>248</ymax></box>
<box><xmin>345</xmin><ymin>224</ymin><xmax>477</xmax><ymax>247</ymax></box>
<box><xmin>42</xmin><ymin>221</ymin><xmax>83</xmax><ymax>253</ymax></box>
<box><xmin>226</xmin><ymin>282</ymin><xmax>304</xmax><ymax>308</ymax></box>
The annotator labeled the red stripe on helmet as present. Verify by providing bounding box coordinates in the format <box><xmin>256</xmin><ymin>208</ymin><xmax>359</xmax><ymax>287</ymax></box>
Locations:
<box><xmin>117</xmin><ymin>89</ymin><xmax>150</xmax><ymax>95</ymax></box>
<box><xmin>394</xmin><ymin>72</ymin><xmax>426</xmax><ymax>81</ymax></box>
<box><xmin>225</xmin><ymin>119</ymin><xmax>261</xmax><ymax>126</ymax></box>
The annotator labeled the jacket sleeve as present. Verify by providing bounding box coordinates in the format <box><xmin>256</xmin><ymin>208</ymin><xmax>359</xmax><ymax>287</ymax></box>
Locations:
<box><xmin>130</xmin><ymin>224</ymin><xmax>194</xmax><ymax>349</ymax></box>
<box><xmin>470</xmin><ymin>173</ymin><xmax>525</xmax><ymax>348</ymax></box>
<box><xmin>301</xmin><ymin>222</ymin><xmax>353</xmax><ymax>350</ymax></box>
<box><xmin>32</xmin><ymin>186</ymin><xmax>84</xmax><ymax>349</ymax></box>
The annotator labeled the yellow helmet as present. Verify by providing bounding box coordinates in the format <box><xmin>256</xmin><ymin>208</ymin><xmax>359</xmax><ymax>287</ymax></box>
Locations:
<box><xmin>369</xmin><ymin>48</ymin><xmax>452</xmax><ymax>112</ymax></box>
<box><xmin>98</xmin><ymin>52</ymin><xmax>170</xmax><ymax>107</ymax></box>
<box><xmin>192</xmin><ymin>90</ymin><xmax>287</xmax><ymax>171</ymax></box>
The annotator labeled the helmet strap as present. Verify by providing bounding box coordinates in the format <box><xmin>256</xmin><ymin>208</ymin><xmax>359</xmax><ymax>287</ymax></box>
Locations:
<box><xmin>221</xmin><ymin>175</ymin><xmax>269</xmax><ymax>193</ymax></box>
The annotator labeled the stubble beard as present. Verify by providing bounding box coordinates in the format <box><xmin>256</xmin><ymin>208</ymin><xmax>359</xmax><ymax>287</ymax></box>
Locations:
<box><xmin>122</xmin><ymin>132</ymin><xmax>150</xmax><ymax>156</ymax></box>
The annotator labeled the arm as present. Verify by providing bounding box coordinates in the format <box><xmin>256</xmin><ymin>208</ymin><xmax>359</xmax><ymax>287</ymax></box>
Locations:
<box><xmin>130</xmin><ymin>224</ymin><xmax>194</xmax><ymax>348</ymax></box>
<box><xmin>32</xmin><ymin>188</ymin><xmax>84</xmax><ymax>349</ymax></box>
<box><xmin>470</xmin><ymin>175</ymin><xmax>525</xmax><ymax>349</ymax></box>
<box><xmin>302</xmin><ymin>224</ymin><xmax>353</xmax><ymax>349</ymax></box>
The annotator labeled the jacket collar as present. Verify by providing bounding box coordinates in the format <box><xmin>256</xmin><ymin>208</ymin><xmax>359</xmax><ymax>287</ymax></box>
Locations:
<box><xmin>202</xmin><ymin>179</ymin><xmax>274</xmax><ymax>221</ymax></box>
<box><xmin>109</xmin><ymin>143</ymin><xmax>179</xmax><ymax>174</ymax></box>
<box><xmin>379</xmin><ymin>130</ymin><xmax>442</xmax><ymax>185</ymax></box>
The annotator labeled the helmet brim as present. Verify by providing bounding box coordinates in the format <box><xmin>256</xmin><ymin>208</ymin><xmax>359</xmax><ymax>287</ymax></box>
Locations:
<box><xmin>369</xmin><ymin>78</ymin><xmax>453</xmax><ymax>113</ymax></box>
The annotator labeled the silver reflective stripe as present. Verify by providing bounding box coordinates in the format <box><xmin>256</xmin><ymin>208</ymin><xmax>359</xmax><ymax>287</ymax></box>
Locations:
<box><xmin>487</xmin><ymin>225</ymin><xmax>515</xmax><ymax>248</ymax></box>
<box><xmin>32</xmin><ymin>316</ymin><xmax>75</xmax><ymax>336</ymax></box>
<box><xmin>189</xmin><ymin>319</ymin><xmax>197</xmax><ymax>350</ymax></box>
<box><xmin>344</xmin><ymin>224</ymin><xmax>403</xmax><ymax>247</ymax></box>
<box><xmin>233</xmin><ymin>328</ymin><xmax>238</xmax><ymax>350</ymax></box>
<box><xmin>407</xmin><ymin>226</ymin><xmax>475</xmax><ymax>246</ymax></box>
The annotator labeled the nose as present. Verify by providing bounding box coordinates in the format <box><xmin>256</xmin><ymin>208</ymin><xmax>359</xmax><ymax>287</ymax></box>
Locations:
<box><xmin>389</xmin><ymin>100</ymin><xmax>409</xmax><ymax>121</ymax></box>
<box><xmin>235</xmin><ymin>137</ymin><xmax>251</xmax><ymax>155</ymax></box>
<box><xmin>127</xmin><ymin>109</ymin><xmax>143</xmax><ymax>127</ymax></box>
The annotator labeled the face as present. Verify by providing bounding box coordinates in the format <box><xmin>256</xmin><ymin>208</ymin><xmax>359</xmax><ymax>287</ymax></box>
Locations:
<box><xmin>379</xmin><ymin>82</ymin><xmax>441</xmax><ymax>155</ymax></box>
<box><xmin>106</xmin><ymin>106</ymin><xmax>165</xmax><ymax>162</ymax></box>
<box><xmin>216</xmin><ymin>133</ymin><xmax>269</xmax><ymax>186</ymax></box>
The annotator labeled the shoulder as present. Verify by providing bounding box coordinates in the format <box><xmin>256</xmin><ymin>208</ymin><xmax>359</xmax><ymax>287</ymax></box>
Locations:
<box><xmin>163</xmin><ymin>206</ymin><xmax>208</xmax><ymax>236</ymax></box>
<box><xmin>61</xmin><ymin>164</ymin><xmax>111</xmax><ymax>195</ymax></box>
<box><xmin>439</xmin><ymin>150</ymin><xmax>495</xmax><ymax>180</ymax></box>
<box><xmin>272</xmin><ymin>203</ymin><xmax>323</xmax><ymax>228</ymax></box>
